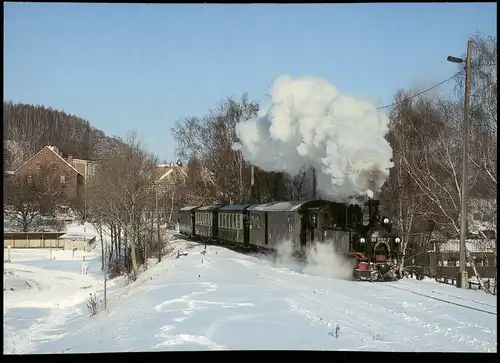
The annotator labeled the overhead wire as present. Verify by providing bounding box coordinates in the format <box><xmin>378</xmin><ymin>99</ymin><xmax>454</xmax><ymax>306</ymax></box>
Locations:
<box><xmin>377</xmin><ymin>70</ymin><xmax>465</xmax><ymax>110</ymax></box>
<box><xmin>377</xmin><ymin>62</ymin><xmax>496</xmax><ymax>111</ymax></box>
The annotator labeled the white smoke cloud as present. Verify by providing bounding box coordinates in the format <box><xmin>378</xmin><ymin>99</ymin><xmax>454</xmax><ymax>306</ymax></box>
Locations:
<box><xmin>233</xmin><ymin>75</ymin><xmax>394</xmax><ymax>201</ymax></box>
<box><xmin>274</xmin><ymin>239</ymin><xmax>354</xmax><ymax>280</ymax></box>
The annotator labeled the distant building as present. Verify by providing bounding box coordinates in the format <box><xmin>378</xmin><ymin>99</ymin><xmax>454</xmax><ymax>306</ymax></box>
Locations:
<box><xmin>9</xmin><ymin>145</ymin><xmax>84</xmax><ymax>201</ymax></box>
<box><xmin>7</xmin><ymin>145</ymin><xmax>99</xmax><ymax>201</ymax></box>
<box><xmin>71</xmin><ymin>157</ymin><xmax>98</xmax><ymax>181</ymax></box>
<box><xmin>154</xmin><ymin>161</ymin><xmax>215</xmax><ymax>189</ymax></box>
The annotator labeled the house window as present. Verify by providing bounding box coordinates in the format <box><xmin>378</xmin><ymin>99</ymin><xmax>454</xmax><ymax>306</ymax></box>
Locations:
<box><xmin>35</xmin><ymin>162</ymin><xmax>41</xmax><ymax>170</ymax></box>
<box><xmin>60</xmin><ymin>175</ymin><xmax>65</xmax><ymax>184</ymax></box>
<box><xmin>27</xmin><ymin>175</ymin><xmax>33</xmax><ymax>184</ymax></box>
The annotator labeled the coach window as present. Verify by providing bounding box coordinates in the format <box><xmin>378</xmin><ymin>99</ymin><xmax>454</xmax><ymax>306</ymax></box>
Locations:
<box><xmin>311</xmin><ymin>213</ymin><xmax>317</xmax><ymax>228</ymax></box>
<box><xmin>237</xmin><ymin>215</ymin><xmax>241</xmax><ymax>229</ymax></box>
<box><xmin>257</xmin><ymin>216</ymin><xmax>261</xmax><ymax>230</ymax></box>
<box><xmin>322</xmin><ymin>210</ymin><xmax>333</xmax><ymax>227</ymax></box>
<box><xmin>232</xmin><ymin>215</ymin><xmax>236</xmax><ymax>229</ymax></box>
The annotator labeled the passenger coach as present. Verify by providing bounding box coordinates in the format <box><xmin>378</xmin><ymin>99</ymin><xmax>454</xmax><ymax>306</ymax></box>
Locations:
<box><xmin>217</xmin><ymin>204</ymin><xmax>253</xmax><ymax>247</ymax></box>
<box><xmin>194</xmin><ymin>205</ymin><xmax>218</xmax><ymax>240</ymax></box>
<box><xmin>178</xmin><ymin>206</ymin><xmax>199</xmax><ymax>237</ymax></box>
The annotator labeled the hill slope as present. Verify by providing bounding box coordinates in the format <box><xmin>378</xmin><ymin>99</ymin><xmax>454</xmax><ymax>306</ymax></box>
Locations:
<box><xmin>3</xmin><ymin>101</ymin><xmax>121</xmax><ymax>169</ymax></box>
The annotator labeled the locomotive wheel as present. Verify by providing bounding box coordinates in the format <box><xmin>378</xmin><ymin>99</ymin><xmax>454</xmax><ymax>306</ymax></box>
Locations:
<box><xmin>370</xmin><ymin>270</ymin><xmax>382</xmax><ymax>282</ymax></box>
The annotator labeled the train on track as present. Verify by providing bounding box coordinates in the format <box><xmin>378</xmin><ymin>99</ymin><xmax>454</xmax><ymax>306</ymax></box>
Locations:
<box><xmin>178</xmin><ymin>199</ymin><xmax>402</xmax><ymax>282</ymax></box>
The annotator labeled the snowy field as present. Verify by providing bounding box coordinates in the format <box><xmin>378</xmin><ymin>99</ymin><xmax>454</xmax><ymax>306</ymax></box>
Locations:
<box><xmin>3</xmin><ymin>235</ymin><xmax>497</xmax><ymax>354</ymax></box>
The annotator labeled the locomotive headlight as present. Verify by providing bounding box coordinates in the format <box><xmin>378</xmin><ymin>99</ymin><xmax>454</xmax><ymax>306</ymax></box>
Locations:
<box><xmin>383</xmin><ymin>217</ymin><xmax>390</xmax><ymax>224</ymax></box>
<box><xmin>395</xmin><ymin>237</ymin><xmax>401</xmax><ymax>243</ymax></box>
<box><xmin>359</xmin><ymin>237</ymin><xmax>366</xmax><ymax>243</ymax></box>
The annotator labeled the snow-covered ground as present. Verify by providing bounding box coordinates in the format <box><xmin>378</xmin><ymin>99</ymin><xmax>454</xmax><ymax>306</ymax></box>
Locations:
<box><xmin>3</xmin><ymin>235</ymin><xmax>497</xmax><ymax>354</ymax></box>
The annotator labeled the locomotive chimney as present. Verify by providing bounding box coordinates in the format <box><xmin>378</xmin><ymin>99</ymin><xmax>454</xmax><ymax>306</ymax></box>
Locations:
<box><xmin>367</xmin><ymin>199</ymin><xmax>380</xmax><ymax>223</ymax></box>
<box><xmin>312</xmin><ymin>166</ymin><xmax>317</xmax><ymax>199</ymax></box>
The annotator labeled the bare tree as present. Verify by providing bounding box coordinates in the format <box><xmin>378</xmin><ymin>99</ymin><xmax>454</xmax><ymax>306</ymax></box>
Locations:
<box><xmin>386</xmin><ymin>34</ymin><xmax>496</xmax><ymax>292</ymax></box>
<box><xmin>87</xmin><ymin>132</ymin><xmax>158</xmax><ymax>279</ymax></box>
<box><xmin>4</xmin><ymin>174</ymin><xmax>44</xmax><ymax>232</ymax></box>
<box><xmin>172</xmin><ymin>94</ymin><xmax>261</xmax><ymax>204</ymax></box>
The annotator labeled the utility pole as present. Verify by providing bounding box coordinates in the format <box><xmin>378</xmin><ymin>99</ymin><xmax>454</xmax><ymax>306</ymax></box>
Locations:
<box><xmin>156</xmin><ymin>182</ymin><xmax>161</xmax><ymax>262</ymax></box>
<box><xmin>83</xmin><ymin>184</ymin><xmax>87</xmax><ymax>223</ymax></box>
<box><xmin>447</xmin><ymin>40</ymin><xmax>473</xmax><ymax>289</ymax></box>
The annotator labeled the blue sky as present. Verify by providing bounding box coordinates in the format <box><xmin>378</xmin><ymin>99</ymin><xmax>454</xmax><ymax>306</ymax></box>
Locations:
<box><xmin>4</xmin><ymin>2</ymin><xmax>497</xmax><ymax>162</ymax></box>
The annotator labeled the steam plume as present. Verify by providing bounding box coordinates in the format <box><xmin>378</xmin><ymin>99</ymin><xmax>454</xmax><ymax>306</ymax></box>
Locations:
<box><xmin>233</xmin><ymin>75</ymin><xmax>394</xmax><ymax>201</ymax></box>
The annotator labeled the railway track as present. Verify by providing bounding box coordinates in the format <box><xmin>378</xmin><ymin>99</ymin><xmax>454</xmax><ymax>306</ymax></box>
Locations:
<box><xmin>175</xmin><ymin>233</ymin><xmax>497</xmax><ymax>316</ymax></box>
<box><xmin>383</xmin><ymin>284</ymin><xmax>497</xmax><ymax>316</ymax></box>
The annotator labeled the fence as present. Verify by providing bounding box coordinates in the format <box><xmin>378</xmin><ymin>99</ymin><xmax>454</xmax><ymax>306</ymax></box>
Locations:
<box><xmin>4</xmin><ymin>232</ymin><xmax>67</xmax><ymax>248</ymax></box>
<box><xmin>4</xmin><ymin>232</ymin><xmax>96</xmax><ymax>250</ymax></box>
<box><xmin>434</xmin><ymin>275</ymin><xmax>497</xmax><ymax>295</ymax></box>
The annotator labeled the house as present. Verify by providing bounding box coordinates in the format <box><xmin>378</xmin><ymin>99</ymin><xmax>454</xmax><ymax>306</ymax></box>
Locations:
<box><xmin>71</xmin><ymin>157</ymin><xmax>98</xmax><ymax>182</ymax></box>
<box><xmin>155</xmin><ymin>162</ymin><xmax>187</xmax><ymax>186</ymax></box>
<box><xmin>9</xmin><ymin>145</ymin><xmax>85</xmax><ymax>201</ymax></box>
<box><xmin>426</xmin><ymin>238</ymin><xmax>497</xmax><ymax>279</ymax></box>
<box><xmin>155</xmin><ymin>161</ymin><xmax>216</xmax><ymax>189</ymax></box>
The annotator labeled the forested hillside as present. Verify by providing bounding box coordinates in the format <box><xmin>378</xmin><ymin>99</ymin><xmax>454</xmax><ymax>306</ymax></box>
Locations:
<box><xmin>3</xmin><ymin>101</ymin><xmax>122</xmax><ymax>170</ymax></box>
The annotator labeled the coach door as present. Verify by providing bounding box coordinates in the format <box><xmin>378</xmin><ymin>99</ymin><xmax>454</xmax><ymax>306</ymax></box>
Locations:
<box><xmin>306</xmin><ymin>211</ymin><xmax>318</xmax><ymax>250</ymax></box>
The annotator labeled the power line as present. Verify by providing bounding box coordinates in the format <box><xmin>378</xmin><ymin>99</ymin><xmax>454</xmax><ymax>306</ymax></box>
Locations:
<box><xmin>377</xmin><ymin>70</ymin><xmax>464</xmax><ymax>110</ymax></box>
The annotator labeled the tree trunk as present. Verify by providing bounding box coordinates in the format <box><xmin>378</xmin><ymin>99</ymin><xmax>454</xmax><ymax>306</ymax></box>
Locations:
<box><xmin>128</xmin><ymin>212</ymin><xmax>139</xmax><ymax>277</ymax></box>
<box><xmin>118</xmin><ymin>226</ymin><xmax>122</xmax><ymax>266</ymax></box>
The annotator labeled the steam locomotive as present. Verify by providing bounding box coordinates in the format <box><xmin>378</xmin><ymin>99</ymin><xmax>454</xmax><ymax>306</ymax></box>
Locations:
<box><xmin>178</xmin><ymin>199</ymin><xmax>402</xmax><ymax>282</ymax></box>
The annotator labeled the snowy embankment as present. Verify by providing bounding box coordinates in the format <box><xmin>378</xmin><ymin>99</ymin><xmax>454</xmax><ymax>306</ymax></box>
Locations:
<box><xmin>3</xmin><ymin>235</ymin><xmax>497</xmax><ymax>354</ymax></box>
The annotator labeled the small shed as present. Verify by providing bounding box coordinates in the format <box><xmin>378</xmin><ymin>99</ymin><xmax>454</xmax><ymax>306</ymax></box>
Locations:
<box><xmin>58</xmin><ymin>231</ymin><xmax>97</xmax><ymax>251</ymax></box>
